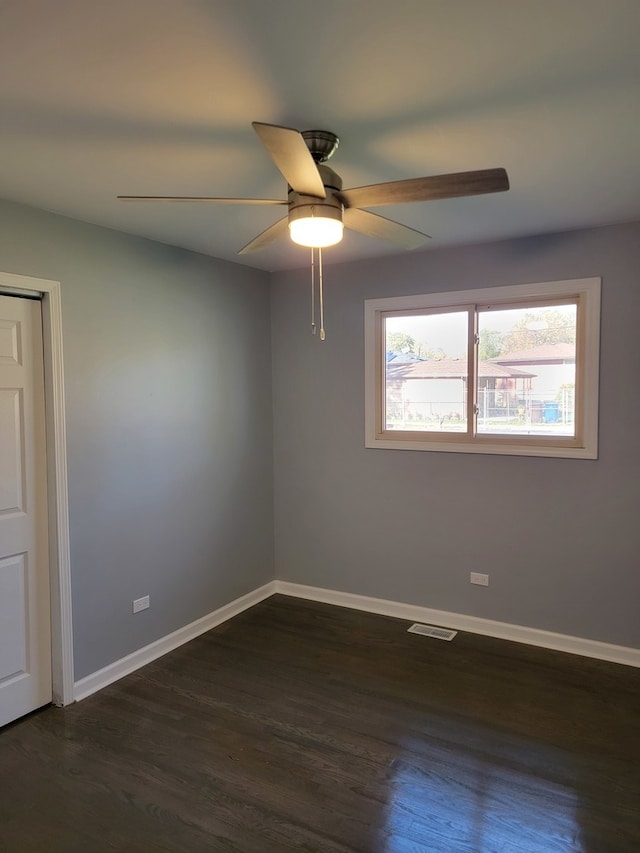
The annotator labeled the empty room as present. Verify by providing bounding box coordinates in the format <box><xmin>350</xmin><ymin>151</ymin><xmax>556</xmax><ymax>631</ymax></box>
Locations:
<box><xmin>0</xmin><ymin>1</ymin><xmax>639</xmax><ymax>851</ymax></box>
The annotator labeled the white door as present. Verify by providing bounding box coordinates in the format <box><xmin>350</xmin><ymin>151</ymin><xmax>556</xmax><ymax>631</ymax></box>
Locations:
<box><xmin>0</xmin><ymin>294</ymin><xmax>51</xmax><ymax>727</ymax></box>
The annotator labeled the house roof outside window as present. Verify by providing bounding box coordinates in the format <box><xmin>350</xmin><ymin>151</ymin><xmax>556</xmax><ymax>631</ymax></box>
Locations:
<box><xmin>387</xmin><ymin>358</ymin><xmax>534</xmax><ymax>381</ymax></box>
<box><xmin>491</xmin><ymin>342</ymin><xmax>575</xmax><ymax>365</ymax></box>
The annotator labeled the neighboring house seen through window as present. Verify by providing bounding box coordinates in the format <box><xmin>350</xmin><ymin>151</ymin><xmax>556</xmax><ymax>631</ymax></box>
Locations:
<box><xmin>364</xmin><ymin>278</ymin><xmax>600</xmax><ymax>458</ymax></box>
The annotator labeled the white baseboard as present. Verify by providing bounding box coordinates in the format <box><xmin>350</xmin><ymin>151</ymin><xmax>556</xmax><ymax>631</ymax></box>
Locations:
<box><xmin>274</xmin><ymin>580</ymin><xmax>640</xmax><ymax>669</ymax></box>
<box><xmin>74</xmin><ymin>577</ymin><xmax>639</xmax><ymax>702</ymax></box>
<box><xmin>74</xmin><ymin>581</ymin><xmax>277</xmax><ymax>701</ymax></box>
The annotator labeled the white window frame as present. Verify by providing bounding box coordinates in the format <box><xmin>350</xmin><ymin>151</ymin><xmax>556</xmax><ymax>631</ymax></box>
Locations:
<box><xmin>364</xmin><ymin>277</ymin><xmax>601</xmax><ymax>459</ymax></box>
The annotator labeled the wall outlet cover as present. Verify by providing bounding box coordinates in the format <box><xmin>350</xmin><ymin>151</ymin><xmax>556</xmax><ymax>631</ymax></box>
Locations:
<box><xmin>133</xmin><ymin>595</ymin><xmax>150</xmax><ymax>613</ymax></box>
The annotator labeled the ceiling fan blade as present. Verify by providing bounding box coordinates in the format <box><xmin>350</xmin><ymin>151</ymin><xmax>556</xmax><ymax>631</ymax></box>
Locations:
<box><xmin>117</xmin><ymin>195</ymin><xmax>285</xmax><ymax>204</ymax></box>
<box><xmin>344</xmin><ymin>208</ymin><xmax>431</xmax><ymax>250</ymax></box>
<box><xmin>238</xmin><ymin>215</ymin><xmax>290</xmax><ymax>254</ymax></box>
<box><xmin>340</xmin><ymin>168</ymin><xmax>509</xmax><ymax>209</ymax></box>
<box><xmin>252</xmin><ymin>122</ymin><xmax>326</xmax><ymax>199</ymax></box>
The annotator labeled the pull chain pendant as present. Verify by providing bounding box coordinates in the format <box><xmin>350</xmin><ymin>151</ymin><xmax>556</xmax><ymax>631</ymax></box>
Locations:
<box><xmin>318</xmin><ymin>247</ymin><xmax>325</xmax><ymax>341</ymax></box>
<box><xmin>310</xmin><ymin>247</ymin><xmax>326</xmax><ymax>341</ymax></box>
<box><xmin>310</xmin><ymin>248</ymin><xmax>316</xmax><ymax>335</ymax></box>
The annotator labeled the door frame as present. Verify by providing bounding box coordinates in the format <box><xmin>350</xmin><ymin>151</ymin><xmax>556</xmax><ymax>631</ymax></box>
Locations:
<box><xmin>0</xmin><ymin>270</ymin><xmax>73</xmax><ymax>706</ymax></box>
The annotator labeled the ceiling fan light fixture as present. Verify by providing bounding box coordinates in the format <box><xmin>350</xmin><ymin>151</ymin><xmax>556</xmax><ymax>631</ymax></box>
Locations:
<box><xmin>118</xmin><ymin>122</ymin><xmax>508</xmax><ymax>259</ymax></box>
<box><xmin>289</xmin><ymin>205</ymin><xmax>344</xmax><ymax>248</ymax></box>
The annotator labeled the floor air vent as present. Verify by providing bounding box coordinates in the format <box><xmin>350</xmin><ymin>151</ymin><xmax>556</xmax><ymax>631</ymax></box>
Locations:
<box><xmin>408</xmin><ymin>623</ymin><xmax>457</xmax><ymax>641</ymax></box>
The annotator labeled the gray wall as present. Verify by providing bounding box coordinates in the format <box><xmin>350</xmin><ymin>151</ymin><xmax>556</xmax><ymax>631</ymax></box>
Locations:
<box><xmin>2</xmin><ymin>195</ymin><xmax>637</xmax><ymax>678</ymax></box>
<box><xmin>0</xmin><ymin>199</ymin><xmax>274</xmax><ymax>679</ymax></box>
<box><xmin>271</xmin><ymin>221</ymin><xmax>640</xmax><ymax>649</ymax></box>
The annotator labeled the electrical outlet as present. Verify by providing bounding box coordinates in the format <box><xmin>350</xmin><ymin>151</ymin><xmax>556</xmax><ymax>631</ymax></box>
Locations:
<box><xmin>470</xmin><ymin>572</ymin><xmax>489</xmax><ymax>586</ymax></box>
<box><xmin>133</xmin><ymin>595</ymin><xmax>150</xmax><ymax>613</ymax></box>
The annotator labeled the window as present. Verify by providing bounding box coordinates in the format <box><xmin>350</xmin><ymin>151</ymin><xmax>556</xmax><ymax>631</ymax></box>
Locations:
<box><xmin>365</xmin><ymin>278</ymin><xmax>600</xmax><ymax>458</ymax></box>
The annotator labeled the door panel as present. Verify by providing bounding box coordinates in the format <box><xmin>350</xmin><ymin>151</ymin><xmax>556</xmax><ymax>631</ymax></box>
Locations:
<box><xmin>0</xmin><ymin>388</ymin><xmax>25</xmax><ymax>513</ymax></box>
<box><xmin>0</xmin><ymin>295</ymin><xmax>51</xmax><ymax>728</ymax></box>
<box><xmin>0</xmin><ymin>554</ymin><xmax>28</xmax><ymax>681</ymax></box>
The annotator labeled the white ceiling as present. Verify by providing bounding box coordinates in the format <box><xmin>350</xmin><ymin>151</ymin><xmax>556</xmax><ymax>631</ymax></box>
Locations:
<box><xmin>1</xmin><ymin>0</ymin><xmax>639</xmax><ymax>272</ymax></box>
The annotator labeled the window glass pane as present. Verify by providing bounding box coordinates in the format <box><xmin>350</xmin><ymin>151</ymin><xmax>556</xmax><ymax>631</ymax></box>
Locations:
<box><xmin>477</xmin><ymin>303</ymin><xmax>577</xmax><ymax>436</ymax></box>
<box><xmin>384</xmin><ymin>311</ymin><xmax>469</xmax><ymax>433</ymax></box>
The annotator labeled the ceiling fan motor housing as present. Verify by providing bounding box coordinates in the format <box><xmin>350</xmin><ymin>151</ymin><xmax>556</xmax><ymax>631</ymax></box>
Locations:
<box><xmin>301</xmin><ymin>129</ymin><xmax>340</xmax><ymax>163</ymax></box>
<box><xmin>288</xmin><ymin>164</ymin><xmax>344</xmax><ymax>228</ymax></box>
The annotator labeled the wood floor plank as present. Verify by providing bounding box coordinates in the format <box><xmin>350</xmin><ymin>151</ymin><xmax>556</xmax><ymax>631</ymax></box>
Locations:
<box><xmin>1</xmin><ymin>595</ymin><xmax>638</xmax><ymax>851</ymax></box>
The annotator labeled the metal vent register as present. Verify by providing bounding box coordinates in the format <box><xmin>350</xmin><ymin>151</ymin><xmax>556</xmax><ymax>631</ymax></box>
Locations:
<box><xmin>408</xmin><ymin>623</ymin><xmax>457</xmax><ymax>641</ymax></box>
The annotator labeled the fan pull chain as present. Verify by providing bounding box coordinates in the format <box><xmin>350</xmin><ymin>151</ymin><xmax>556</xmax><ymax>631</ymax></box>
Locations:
<box><xmin>318</xmin><ymin>246</ymin><xmax>326</xmax><ymax>341</ymax></box>
<box><xmin>310</xmin><ymin>248</ymin><xmax>316</xmax><ymax>335</ymax></box>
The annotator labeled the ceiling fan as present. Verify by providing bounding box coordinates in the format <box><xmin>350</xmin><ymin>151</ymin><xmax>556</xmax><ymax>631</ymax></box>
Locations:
<box><xmin>118</xmin><ymin>122</ymin><xmax>510</xmax><ymax>254</ymax></box>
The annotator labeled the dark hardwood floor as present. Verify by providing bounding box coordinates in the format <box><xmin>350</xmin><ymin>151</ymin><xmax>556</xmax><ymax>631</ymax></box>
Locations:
<box><xmin>1</xmin><ymin>595</ymin><xmax>639</xmax><ymax>852</ymax></box>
